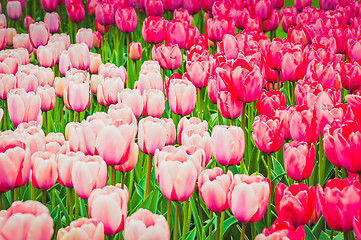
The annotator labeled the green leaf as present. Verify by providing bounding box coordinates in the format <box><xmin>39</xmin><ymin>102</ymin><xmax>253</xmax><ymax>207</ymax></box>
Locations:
<box><xmin>79</xmin><ymin>198</ymin><xmax>88</xmax><ymax>218</ymax></box>
<box><xmin>223</xmin><ymin>216</ymin><xmax>238</xmax><ymax>235</ymax></box>
<box><xmin>248</xmin><ymin>146</ymin><xmax>260</xmax><ymax>174</ymax></box>
<box><xmin>189</xmin><ymin>195</ymin><xmax>205</xmax><ymax>240</ymax></box>
<box><xmin>185</xmin><ymin>228</ymin><xmax>196</xmax><ymax>240</ymax></box>
<box><xmin>55</xmin><ymin>191</ymin><xmax>70</xmax><ymax>226</ymax></box>
<box><xmin>312</xmin><ymin>215</ymin><xmax>325</xmax><ymax>238</ymax></box>
<box><xmin>319</xmin><ymin>231</ymin><xmax>331</xmax><ymax>240</ymax></box>
<box><xmin>304</xmin><ymin>225</ymin><xmax>317</xmax><ymax>240</ymax></box>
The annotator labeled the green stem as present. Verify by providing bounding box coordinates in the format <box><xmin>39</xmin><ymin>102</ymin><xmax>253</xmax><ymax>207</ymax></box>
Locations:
<box><xmin>3</xmin><ymin>100</ymin><xmax>7</xmax><ymax>131</ymax></box>
<box><xmin>216</xmin><ymin>212</ymin><xmax>221</xmax><ymax>240</ymax></box>
<box><xmin>0</xmin><ymin>193</ymin><xmax>2</xmax><ymax>210</ymax></box>
<box><xmin>344</xmin><ymin>231</ymin><xmax>350</xmax><ymax>240</ymax></box>
<box><xmin>182</xmin><ymin>200</ymin><xmax>189</xmax><ymax>240</ymax></box>
<box><xmin>126</xmin><ymin>33</ymin><xmax>131</xmax><ymax>89</ymax></box>
<box><xmin>335</xmin><ymin>166</ymin><xmax>339</xmax><ymax>179</ymax></box>
<box><xmin>69</xmin><ymin>187</ymin><xmax>73</xmax><ymax>220</ymax></box>
<box><xmin>241</xmin><ymin>103</ymin><xmax>246</xmax><ymax>132</ymax></box>
<box><xmin>196</xmin><ymin>88</ymin><xmax>203</xmax><ymax>120</ymax></box>
<box><xmin>133</xmin><ymin>60</ymin><xmax>138</xmax><ymax>83</ymax></box>
<box><xmin>75</xmin><ymin>191</ymin><xmax>79</xmax><ymax>219</ymax></box>
<box><xmin>44</xmin><ymin>111</ymin><xmax>48</xmax><ymax>134</ymax></box>
<box><xmin>167</xmin><ymin>200</ymin><xmax>172</xmax><ymax>229</ymax></box>
<box><xmin>209</xmin><ymin>221</ymin><xmax>213</xmax><ymax>240</ymax></box>
<box><xmin>250</xmin><ymin>223</ymin><xmax>255</xmax><ymax>240</ymax></box>
<box><xmin>277</xmin><ymin>70</ymin><xmax>280</xmax><ymax>91</ymax></box>
<box><xmin>77</xmin><ymin>110</ymin><xmax>81</xmax><ymax>123</ymax></box>
<box><xmin>110</xmin><ymin>165</ymin><xmax>116</xmax><ymax>186</ymax></box>
<box><xmin>267</xmin><ymin>154</ymin><xmax>272</xmax><ymax>228</ymax></box>
<box><xmin>319</xmin><ymin>135</ymin><xmax>325</xmax><ymax>185</ymax></box>
<box><xmin>330</xmin><ymin>230</ymin><xmax>334</xmax><ymax>240</ymax></box>
<box><xmin>129</xmin><ymin>168</ymin><xmax>134</xmax><ymax>197</ymax></box>
<box><xmin>218</xmin><ymin>110</ymin><xmax>223</xmax><ymax>125</ymax></box>
<box><xmin>220</xmin><ymin>211</ymin><xmax>225</xmax><ymax>240</ymax></box>
<box><xmin>42</xmin><ymin>189</ymin><xmax>47</xmax><ymax>205</ymax></box>
<box><xmin>240</xmin><ymin>222</ymin><xmax>246</xmax><ymax>240</ymax></box>
<box><xmin>174</xmin><ymin>202</ymin><xmax>181</xmax><ymax>240</ymax></box>
<box><xmin>52</xmin><ymin>188</ymin><xmax>55</xmax><ymax>209</ymax></box>
<box><xmin>121</xmin><ymin>172</ymin><xmax>125</xmax><ymax>189</ymax></box>
<box><xmin>144</xmin><ymin>154</ymin><xmax>153</xmax><ymax>198</ymax></box>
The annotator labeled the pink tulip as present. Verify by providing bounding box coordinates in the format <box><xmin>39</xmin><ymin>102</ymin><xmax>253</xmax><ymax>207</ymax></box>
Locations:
<box><xmin>142</xmin><ymin>16</ymin><xmax>165</xmax><ymax>44</ymax></box>
<box><xmin>98</xmin><ymin>63</ymin><xmax>127</xmax><ymax>83</ymax></box>
<box><xmin>177</xmin><ymin>117</ymin><xmax>206</xmax><ymax>144</ymax></box>
<box><xmin>128</xmin><ymin>42</ymin><xmax>142</xmax><ymax>61</ymax></box>
<box><xmin>92</xmin><ymin>30</ymin><xmax>102</xmax><ymax>49</ymax></box>
<box><xmin>15</xmin><ymin>71</ymin><xmax>39</xmax><ymax>92</ymax></box>
<box><xmin>23</xmin><ymin>15</ymin><xmax>33</xmax><ymax>30</ymax></box>
<box><xmin>66</xmin><ymin>1</ymin><xmax>85</xmax><ymax>23</ymax></box>
<box><xmin>29</xmin><ymin>22</ymin><xmax>49</xmax><ymax>48</ymax></box>
<box><xmin>0</xmin><ymin>135</ymin><xmax>30</xmax><ymax>191</ymax></box>
<box><xmin>72</xmin><ymin>155</ymin><xmax>107</xmax><ymax>199</ymax></box>
<box><xmin>30</xmin><ymin>151</ymin><xmax>57</xmax><ymax>190</ymax></box>
<box><xmin>124</xmin><ymin>208</ymin><xmax>169</xmax><ymax>240</ymax></box>
<box><xmin>168</xmin><ymin>78</ymin><xmax>197</xmax><ymax>116</ymax></box>
<box><xmin>145</xmin><ymin>0</ymin><xmax>164</xmax><ymax>17</ymax></box>
<box><xmin>115</xmin><ymin>7</ymin><xmax>137</xmax><ymax>33</ymax></box>
<box><xmin>353</xmin><ymin>208</ymin><xmax>361</xmax><ymax>240</ymax></box>
<box><xmin>228</xmin><ymin>174</ymin><xmax>270</xmax><ymax>222</ymax></box>
<box><xmin>56</xmin><ymin>152</ymin><xmax>83</xmax><ymax>188</ymax></box>
<box><xmin>44</xmin><ymin>12</ymin><xmax>60</xmax><ymax>33</ymax></box>
<box><xmin>36</xmin><ymin>85</ymin><xmax>55</xmax><ymax>112</ymax></box>
<box><xmin>96</xmin><ymin>123</ymin><xmax>137</xmax><ymax>165</ymax></box>
<box><xmin>0</xmin><ymin>55</ymin><xmax>18</xmax><ymax>75</ymax></box>
<box><xmin>184</xmin><ymin>0</ymin><xmax>201</xmax><ymax>14</ymax></box>
<box><xmin>142</xmin><ymin>89</ymin><xmax>165</xmax><ymax>118</ymax></box>
<box><xmin>341</xmin><ymin>60</ymin><xmax>361</xmax><ymax>91</ymax></box>
<box><xmin>263</xmin><ymin>9</ymin><xmax>281</xmax><ymax>32</ymax></box>
<box><xmin>211</xmin><ymin>125</ymin><xmax>245</xmax><ymax>166</ymax></box>
<box><xmin>45</xmin><ymin>132</ymin><xmax>67</xmax><ymax>155</ymax></box>
<box><xmin>164</xmin><ymin>19</ymin><xmax>189</xmax><ymax>49</ymax></box>
<box><xmin>88</xmin><ymin>52</ymin><xmax>102</xmax><ymax>74</ymax></box>
<box><xmin>63</xmin><ymin>80</ymin><xmax>90</xmax><ymax>112</ymax></box>
<box><xmin>152</xmin><ymin>43</ymin><xmax>182</xmax><ymax>70</ymax></box>
<box><xmin>95</xmin><ymin>0</ymin><xmax>115</xmax><ymax>25</ymax></box>
<box><xmin>7</xmin><ymin>88</ymin><xmax>41</xmax><ymax>127</ymax></box>
<box><xmin>136</xmin><ymin>70</ymin><xmax>163</xmax><ymax>93</ymax></box>
<box><xmin>58</xmin><ymin>218</ymin><xmax>104</xmax><ymax>240</ymax></box>
<box><xmin>187</xmin><ymin>60</ymin><xmax>209</xmax><ymax>88</ymax></box>
<box><xmin>114</xmin><ymin>143</ymin><xmax>139</xmax><ymax>173</ymax></box>
<box><xmin>13</xmin><ymin>33</ymin><xmax>33</xmax><ymax>53</ymax></box>
<box><xmin>5</xmin><ymin>28</ymin><xmax>16</xmax><ymax>47</ymax></box>
<box><xmin>0</xmin><ymin>28</ymin><xmax>6</xmax><ymax>50</ymax></box>
<box><xmin>7</xmin><ymin>1</ymin><xmax>22</xmax><ymax>20</ymax></box>
<box><xmin>138</xmin><ymin>116</ymin><xmax>168</xmax><ymax>155</ymax></box>
<box><xmin>68</xmin><ymin>43</ymin><xmax>90</xmax><ymax>70</ymax></box>
<box><xmin>0</xmin><ymin>201</ymin><xmax>53</xmax><ymax>240</ymax></box>
<box><xmin>154</xmin><ymin>146</ymin><xmax>198</xmax><ymax>201</ymax></box>
<box><xmin>217</xmin><ymin>91</ymin><xmax>243</xmax><ymax>119</ymax></box>
<box><xmin>252</xmin><ymin>115</ymin><xmax>284</xmax><ymax>154</ymax></box>
<box><xmin>41</xmin><ymin>0</ymin><xmax>58</xmax><ymax>12</ymax></box>
<box><xmin>0</xmin><ymin>74</ymin><xmax>16</xmax><ymax>99</ymax></box>
<box><xmin>97</xmin><ymin>77</ymin><xmax>124</xmax><ymax>106</ymax></box>
<box><xmin>76</xmin><ymin>28</ymin><xmax>93</xmax><ymax>50</ymax></box>
<box><xmin>281</xmin><ymin>48</ymin><xmax>307</xmax><ymax>82</ymax></box>
<box><xmin>118</xmin><ymin>89</ymin><xmax>143</xmax><ymax>118</ymax></box>
<box><xmin>88</xmin><ymin>185</ymin><xmax>128</xmax><ymax>235</ymax></box>
<box><xmin>253</xmin><ymin>0</ymin><xmax>272</xmax><ymax>20</ymax></box>
<box><xmin>256</xmin><ymin>90</ymin><xmax>286</xmax><ymax>117</ymax></box>
<box><xmin>107</xmin><ymin>103</ymin><xmax>137</xmax><ymax>125</ymax></box>
<box><xmin>206</xmin><ymin>16</ymin><xmax>235</xmax><ymax>42</ymax></box>
<box><xmin>59</xmin><ymin>51</ymin><xmax>72</xmax><ymax>76</ymax></box>
<box><xmin>294</xmin><ymin>0</ymin><xmax>311</xmax><ymax>12</ymax></box>
<box><xmin>198</xmin><ymin>167</ymin><xmax>233</xmax><ymax>212</ymax></box>
<box><xmin>37</xmin><ymin>44</ymin><xmax>57</xmax><ymax>68</ymax></box>
<box><xmin>289</xmin><ymin>105</ymin><xmax>319</xmax><ymax>144</ymax></box>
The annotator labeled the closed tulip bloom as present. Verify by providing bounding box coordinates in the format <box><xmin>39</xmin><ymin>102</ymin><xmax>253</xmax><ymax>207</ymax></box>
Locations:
<box><xmin>281</xmin><ymin>49</ymin><xmax>306</xmax><ymax>82</ymax></box>
<box><xmin>184</xmin><ymin>0</ymin><xmax>201</xmax><ymax>14</ymax></box>
<box><xmin>76</xmin><ymin>28</ymin><xmax>93</xmax><ymax>50</ymax></box>
<box><xmin>229</xmin><ymin>174</ymin><xmax>270</xmax><ymax>222</ymax></box>
<box><xmin>206</xmin><ymin>16</ymin><xmax>235</xmax><ymax>42</ymax></box>
<box><xmin>0</xmin><ymin>55</ymin><xmax>18</xmax><ymax>75</ymax></box>
<box><xmin>255</xmin><ymin>217</ymin><xmax>305</xmax><ymax>240</ymax></box>
<box><xmin>289</xmin><ymin>105</ymin><xmax>319</xmax><ymax>144</ymax></box>
<box><xmin>63</xmin><ymin>80</ymin><xmax>90</xmax><ymax>112</ymax></box>
<box><xmin>72</xmin><ymin>155</ymin><xmax>107</xmax><ymax>199</ymax></box>
<box><xmin>37</xmin><ymin>44</ymin><xmax>57</xmax><ymax>68</ymax></box>
<box><xmin>142</xmin><ymin>89</ymin><xmax>165</xmax><ymax>118</ymax></box>
<box><xmin>256</xmin><ymin>90</ymin><xmax>286</xmax><ymax>117</ymax></box>
<box><xmin>44</xmin><ymin>12</ymin><xmax>60</xmax><ymax>33</ymax></box>
<box><xmin>168</xmin><ymin>78</ymin><xmax>197</xmax><ymax>116</ymax></box>
<box><xmin>23</xmin><ymin>15</ymin><xmax>33</xmax><ymax>30</ymax></box>
<box><xmin>124</xmin><ymin>208</ymin><xmax>169</xmax><ymax>240</ymax></box>
<box><xmin>45</xmin><ymin>132</ymin><xmax>67</xmax><ymax>155</ymax></box>
<box><xmin>263</xmin><ymin>9</ymin><xmax>281</xmax><ymax>32</ymax></box>
<box><xmin>252</xmin><ymin>115</ymin><xmax>284</xmax><ymax>154</ymax></box>
<box><xmin>118</xmin><ymin>89</ymin><xmax>143</xmax><ymax>118</ymax></box>
<box><xmin>93</xmin><ymin>31</ymin><xmax>102</xmax><ymax>49</ymax></box>
<box><xmin>177</xmin><ymin>117</ymin><xmax>207</xmax><ymax>145</ymax></box>
<box><xmin>154</xmin><ymin>146</ymin><xmax>198</xmax><ymax>201</ymax></box>
<box><xmin>187</xmin><ymin>60</ymin><xmax>209</xmax><ymax>88</ymax></box>
<box><xmin>13</xmin><ymin>33</ymin><xmax>33</xmax><ymax>53</ymax></box>
<box><xmin>128</xmin><ymin>42</ymin><xmax>142</xmax><ymax>61</ymax></box>
<box><xmin>88</xmin><ymin>185</ymin><xmax>128</xmax><ymax>235</ymax></box>
<box><xmin>68</xmin><ymin>43</ymin><xmax>90</xmax><ymax>70</ymax></box>
<box><xmin>30</xmin><ymin>151</ymin><xmax>57</xmax><ymax>190</ymax></box>
<box><xmin>0</xmin><ymin>201</ymin><xmax>53</xmax><ymax>240</ymax></box>
<box><xmin>115</xmin><ymin>7</ymin><xmax>137</xmax><ymax>33</ymax></box>
<box><xmin>294</xmin><ymin>0</ymin><xmax>311</xmax><ymax>12</ymax></box>
<box><xmin>347</xmin><ymin>39</ymin><xmax>361</xmax><ymax>62</ymax></box>
<box><xmin>137</xmin><ymin>70</ymin><xmax>163</xmax><ymax>93</ymax></box>
<box><xmin>57</xmin><ymin>218</ymin><xmax>104</xmax><ymax>240</ymax></box>
<box><xmin>181</xmin><ymin>125</ymin><xmax>211</xmax><ymax>164</ymax></box>
<box><xmin>253</xmin><ymin>0</ymin><xmax>272</xmax><ymax>20</ymax></box>
<box><xmin>36</xmin><ymin>85</ymin><xmax>55</xmax><ymax>112</ymax></box>
<box><xmin>283</xmin><ymin>141</ymin><xmax>315</xmax><ymax>181</ymax></box>
<box><xmin>97</xmin><ymin>77</ymin><xmax>124</xmax><ymax>106</ymax></box>
<box><xmin>108</xmin><ymin>102</ymin><xmax>137</xmax><ymax>125</ymax></box>
<box><xmin>57</xmin><ymin>152</ymin><xmax>84</xmax><ymax>188</ymax></box>
<box><xmin>0</xmin><ymin>28</ymin><xmax>6</xmax><ymax>50</ymax></box>
<box><xmin>7</xmin><ymin>1</ymin><xmax>22</xmax><ymax>20</ymax></box>
<box><xmin>88</xmin><ymin>52</ymin><xmax>102</xmax><ymax>74</ymax></box>
<box><xmin>0</xmin><ymin>136</ymin><xmax>30</xmax><ymax>191</ymax></box>
<box><xmin>41</xmin><ymin>0</ymin><xmax>58</xmax><ymax>12</ymax></box>
<box><xmin>217</xmin><ymin>91</ymin><xmax>243</xmax><ymax>119</ymax></box>
<box><xmin>198</xmin><ymin>167</ymin><xmax>233</xmax><ymax>212</ymax></box>
<box><xmin>96</xmin><ymin>124</ymin><xmax>137</xmax><ymax>165</ymax></box>
<box><xmin>142</xmin><ymin>16</ymin><xmax>165</xmax><ymax>44</ymax></box>
<box><xmin>95</xmin><ymin>0</ymin><xmax>115</xmax><ymax>25</ymax></box>
<box><xmin>7</xmin><ymin>88</ymin><xmax>42</xmax><ymax>127</ymax></box>
<box><xmin>98</xmin><ymin>63</ymin><xmax>127</xmax><ymax>83</ymax></box>
<box><xmin>59</xmin><ymin>51</ymin><xmax>72</xmax><ymax>76</ymax></box>
<box><xmin>29</xmin><ymin>22</ymin><xmax>49</xmax><ymax>48</ymax></box>
<box><xmin>5</xmin><ymin>28</ymin><xmax>16</xmax><ymax>47</ymax></box>
<box><xmin>165</xmin><ymin>19</ymin><xmax>189</xmax><ymax>49</ymax></box>
<box><xmin>115</xmin><ymin>143</ymin><xmax>139</xmax><ymax>173</ymax></box>
<box><xmin>211</xmin><ymin>125</ymin><xmax>245</xmax><ymax>166</ymax></box>
<box><xmin>15</xmin><ymin>71</ymin><xmax>39</xmax><ymax>93</ymax></box>
<box><xmin>275</xmin><ymin>183</ymin><xmax>316</xmax><ymax>227</ymax></box>
<box><xmin>341</xmin><ymin>60</ymin><xmax>361</xmax><ymax>91</ymax></box>
<box><xmin>317</xmin><ymin>177</ymin><xmax>361</xmax><ymax>232</ymax></box>
<box><xmin>66</xmin><ymin>1</ymin><xmax>85</xmax><ymax>23</ymax></box>
<box><xmin>152</xmin><ymin>43</ymin><xmax>182</xmax><ymax>70</ymax></box>
<box><xmin>138</xmin><ymin>116</ymin><xmax>168</xmax><ymax>155</ymax></box>
<box><xmin>145</xmin><ymin>0</ymin><xmax>164</xmax><ymax>17</ymax></box>
<box><xmin>353</xmin><ymin>208</ymin><xmax>361</xmax><ymax>240</ymax></box>
<box><xmin>0</xmin><ymin>74</ymin><xmax>16</xmax><ymax>99</ymax></box>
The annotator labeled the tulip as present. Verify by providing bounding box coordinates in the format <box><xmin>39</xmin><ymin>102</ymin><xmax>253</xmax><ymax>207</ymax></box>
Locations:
<box><xmin>353</xmin><ymin>208</ymin><xmax>361</xmax><ymax>240</ymax></box>
<box><xmin>177</xmin><ymin>116</ymin><xmax>207</xmax><ymax>145</ymax></box>
<box><xmin>275</xmin><ymin>183</ymin><xmax>315</xmax><ymax>227</ymax></box>
<box><xmin>0</xmin><ymin>136</ymin><xmax>30</xmax><ymax>191</ymax></box>
<box><xmin>44</xmin><ymin>12</ymin><xmax>60</xmax><ymax>33</ymax></box>
<box><xmin>328</xmin><ymin>26</ymin><xmax>355</xmax><ymax>54</ymax></box>
<box><xmin>93</xmin><ymin>30</ymin><xmax>102</xmax><ymax>49</ymax></box>
<box><xmin>145</xmin><ymin>0</ymin><xmax>164</xmax><ymax>16</ymax></box>
<box><xmin>59</xmin><ymin>52</ymin><xmax>72</xmax><ymax>76</ymax></box>
<box><xmin>168</xmin><ymin>78</ymin><xmax>197</xmax><ymax>116</ymax></box>
<box><xmin>29</xmin><ymin>22</ymin><xmax>49</xmax><ymax>48</ymax></box>
<box><xmin>289</xmin><ymin>105</ymin><xmax>319</xmax><ymax>144</ymax></box>
<box><xmin>136</xmin><ymin>70</ymin><xmax>163</xmax><ymax>94</ymax></box>
<box><xmin>152</xmin><ymin>43</ymin><xmax>182</xmax><ymax>70</ymax></box>
<box><xmin>142</xmin><ymin>89</ymin><xmax>165</xmax><ymax>118</ymax></box>
<box><xmin>341</xmin><ymin>60</ymin><xmax>361</xmax><ymax>91</ymax></box>
<box><xmin>36</xmin><ymin>85</ymin><xmax>55</xmax><ymax>112</ymax></box>
<box><xmin>56</xmin><ymin>152</ymin><xmax>83</xmax><ymax>188</ymax></box>
<box><xmin>0</xmin><ymin>74</ymin><xmax>16</xmax><ymax>100</ymax></box>
<box><xmin>115</xmin><ymin>7</ymin><xmax>137</xmax><ymax>33</ymax></box>
<box><xmin>198</xmin><ymin>167</ymin><xmax>233</xmax><ymax>212</ymax></box>
<box><xmin>114</xmin><ymin>143</ymin><xmax>139</xmax><ymax>173</ymax></box>
<box><xmin>45</xmin><ymin>132</ymin><xmax>67</xmax><ymax>155</ymax></box>
<box><xmin>66</xmin><ymin>1</ymin><xmax>85</xmax><ymax>23</ymax></box>
<box><xmin>253</xmin><ymin>0</ymin><xmax>272</xmax><ymax>20</ymax></box>
<box><xmin>287</xmin><ymin>26</ymin><xmax>308</xmax><ymax>46</ymax></box>
<box><xmin>0</xmin><ymin>55</ymin><xmax>18</xmax><ymax>75</ymax></box>
<box><xmin>7</xmin><ymin>1</ymin><xmax>22</xmax><ymax>20</ymax></box>
<box><xmin>184</xmin><ymin>0</ymin><xmax>201</xmax><ymax>14</ymax></box>
<box><xmin>128</xmin><ymin>42</ymin><xmax>142</xmax><ymax>61</ymax></box>
<box><xmin>164</xmin><ymin>19</ymin><xmax>189</xmax><ymax>49</ymax></box>
<box><xmin>13</xmin><ymin>33</ymin><xmax>33</xmax><ymax>53</ymax></box>
<box><xmin>283</xmin><ymin>141</ymin><xmax>315</xmax><ymax>181</ymax></box>
<box><xmin>57</xmin><ymin>218</ymin><xmax>104</xmax><ymax>240</ymax></box>
<box><xmin>95</xmin><ymin>0</ymin><xmax>115</xmax><ymax>25</ymax></box>
<box><xmin>15</xmin><ymin>71</ymin><xmax>39</xmax><ymax>93</ymax></box>
<box><xmin>142</xmin><ymin>16</ymin><xmax>165</xmax><ymax>44</ymax></box>
<box><xmin>23</xmin><ymin>15</ymin><xmax>33</xmax><ymax>30</ymax></box>
<box><xmin>76</xmin><ymin>28</ymin><xmax>93</xmax><ymax>50</ymax></box>
<box><xmin>229</xmin><ymin>174</ymin><xmax>270</xmax><ymax>222</ymax></box>
<box><xmin>252</xmin><ymin>115</ymin><xmax>284</xmax><ymax>154</ymax></box>
<box><xmin>98</xmin><ymin>63</ymin><xmax>127</xmax><ymax>83</ymax></box>
<box><xmin>0</xmin><ymin>29</ymin><xmax>5</xmax><ymax>50</ymax></box>
<box><xmin>154</xmin><ymin>146</ymin><xmax>198</xmax><ymax>201</ymax></box>
<box><xmin>88</xmin><ymin>185</ymin><xmax>128</xmax><ymax>235</ymax></box>
<box><xmin>138</xmin><ymin>117</ymin><xmax>168</xmax><ymax>156</ymax></box>
<box><xmin>30</xmin><ymin>151</ymin><xmax>57</xmax><ymax>190</ymax></box>
<box><xmin>5</xmin><ymin>28</ymin><xmax>16</xmax><ymax>47</ymax></box>
<box><xmin>63</xmin><ymin>80</ymin><xmax>90</xmax><ymax>113</ymax></box>
<box><xmin>68</xmin><ymin>43</ymin><xmax>90</xmax><ymax>70</ymax></box>
<box><xmin>281</xmin><ymin>48</ymin><xmax>307</xmax><ymax>82</ymax></box>
<box><xmin>317</xmin><ymin>177</ymin><xmax>361</xmax><ymax>232</ymax></box>
<box><xmin>206</xmin><ymin>16</ymin><xmax>235</xmax><ymax>42</ymax></box>
<box><xmin>88</xmin><ymin>52</ymin><xmax>102</xmax><ymax>74</ymax></box>
<box><xmin>37</xmin><ymin>44</ymin><xmax>57</xmax><ymax>68</ymax></box>
<box><xmin>256</xmin><ymin>90</ymin><xmax>285</xmax><ymax>117</ymax></box>
<box><xmin>211</xmin><ymin>125</ymin><xmax>245</xmax><ymax>166</ymax></box>
<box><xmin>124</xmin><ymin>209</ymin><xmax>169</xmax><ymax>240</ymax></box>
<box><xmin>0</xmin><ymin>201</ymin><xmax>53</xmax><ymax>240</ymax></box>
<box><xmin>97</xmin><ymin>77</ymin><xmax>124</xmax><ymax>106</ymax></box>
<box><xmin>41</xmin><ymin>0</ymin><xmax>58</xmax><ymax>12</ymax></box>
<box><xmin>217</xmin><ymin>91</ymin><xmax>243</xmax><ymax>119</ymax></box>
<box><xmin>263</xmin><ymin>9</ymin><xmax>281</xmax><ymax>32</ymax></box>
<box><xmin>72</xmin><ymin>155</ymin><xmax>107</xmax><ymax>199</ymax></box>
<box><xmin>255</xmin><ymin>217</ymin><xmax>305</xmax><ymax>239</ymax></box>
<box><xmin>187</xmin><ymin>60</ymin><xmax>209</xmax><ymax>88</ymax></box>
<box><xmin>118</xmin><ymin>89</ymin><xmax>143</xmax><ymax>118</ymax></box>
<box><xmin>347</xmin><ymin>39</ymin><xmax>361</xmax><ymax>62</ymax></box>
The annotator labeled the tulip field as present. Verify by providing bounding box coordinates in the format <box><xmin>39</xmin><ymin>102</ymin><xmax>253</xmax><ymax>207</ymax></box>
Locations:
<box><xmin>2</xmin><ymin>0</ymin><xmax>361</xmax><ymax>239</ymax></box>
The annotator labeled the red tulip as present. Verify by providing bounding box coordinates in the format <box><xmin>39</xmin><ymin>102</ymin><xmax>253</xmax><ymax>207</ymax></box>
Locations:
<box><xmin>145</xmin><ymin>0</ymin><xmax>163</xmax><ymax>16</ymax></box>
<box><xmin>206</xmin><ymin>16</ymin><xmax>235</xmax><ymax>42</ymax></box>
<box><xmin>142</xmin><ymin>16</ymin><xmax>165</xmax><ymax>44</ymax></box>
<box><xmin>289</xmin><ymin>105</ymin><xmax>319</xmax><ymax>144</ymax></box>
<box><xmin>228</xmin><ymin>174</ymin><xmax>270</xmax><ymax>222</ymax></box>
<box><xmin>58</xmin><ymin>218</ymin><xmax>104</xmax><ymax>240</ymax></box>
<box><xmin>152</xmin><ymin>43</ymin><xmax>182</xmax><ymax>70</ymax></box>
<box><xmin>115</xmin><ymin>7</ymin><xmax>137</xmax><ymax>33</ymax></box>
<box><xmin>88</xmin><ymin>185</ymin><xmax>128</xmax><ymax>235</ymax></box>
<box><xmin>252</xmin><ymin>115</ymin><xmax>284</xmax><ymax>154</ymax></box>
<box><xmin>255</xmin><ymin>217</ymin><xmax>305</xmax><ymax>240</ymax></box>
<box><xmin>256</xmin><ymin>90</ymin><xmax>285</xmax><ymax>117</ymax></box>
<box><xmin>66</xmin><ymin>1</ymin><xmax>85</xmax><ymax>23</ymax></box>
<box><xmin>317</xmin><ymin>176</ymin><xmax>361</xmax><ymax>232</ymax></box>
<box><xmin>353</xmin><ymin>208</ymin><xmax>361</xmax><ymax>240</ymax></box>
<box><xmin>198</xmin><ymin>167</ymin><xmax>233</xmax><ymax>212</ymax></box>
